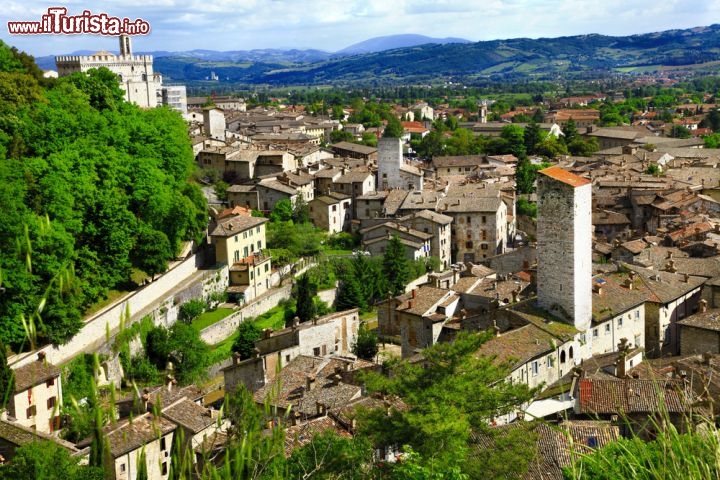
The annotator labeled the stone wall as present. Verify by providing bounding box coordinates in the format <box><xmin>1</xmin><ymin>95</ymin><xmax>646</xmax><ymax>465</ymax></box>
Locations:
<box><xmin>10</xmin><ymin>253</ymin><xmax>204</xmax><ymax>369</ymax></box>
<box><xmin>680</xmin><ymin>325</ymin><xmax>720</xmax><ymax>356</ymax></box>
<box><xmin>483</xmin><ymin>245</ymin><xmax>537</xmax><ymax>276</ymax></box>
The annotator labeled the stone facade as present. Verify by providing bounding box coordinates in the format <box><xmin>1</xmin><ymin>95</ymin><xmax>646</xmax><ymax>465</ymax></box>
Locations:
<box><xmin>537</xmin><ymin>166</ymin><xmax>592</xmax><ymax>331</ymax></box>
<box><xmin>56</xmin><ymin>35</ymin><xmax>161</xmax><ymax>108</ymax></box>
<box><xmin>9</xmin><ymin>355</ymin><xmax>62</xmax><ymax>434</ymax></box>
<box><xmin>309</xmin><ymin>192</ymin><xmax>352</xmax><ymax>233</ymax></box>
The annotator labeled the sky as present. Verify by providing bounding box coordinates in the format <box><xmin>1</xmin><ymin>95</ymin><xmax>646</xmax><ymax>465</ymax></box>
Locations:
<box><xmin>3</xmin><ymin>0</ymin><xmax>719</xmax><ymax>58</ymax></box>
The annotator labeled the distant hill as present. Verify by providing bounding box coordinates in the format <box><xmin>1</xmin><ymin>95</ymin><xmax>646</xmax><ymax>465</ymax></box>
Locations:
<box><xmin>33</xmin><ymin>25</ymin><xmax>720</xmax><ymax>86</ymax></box>
<box><xmin>336</xmin><ymin>34</ymin><xmax>472</xmax><ymax>55</ymax></box>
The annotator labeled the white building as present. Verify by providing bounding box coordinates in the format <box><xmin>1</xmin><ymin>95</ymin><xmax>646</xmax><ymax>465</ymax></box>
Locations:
<box><xmin>536</xmin><ymin>166</ymin><xmax>593</xmax><ymax>331</ymax></box>
<box><xmin>377</xmin><ymin>137</ymin><xmax>423</xmax><ymax>191</ymax></box>
<box><xmin>55</xmin><ymin>35</ymin><xmax>162</xmax><ymax>108</ymax></box>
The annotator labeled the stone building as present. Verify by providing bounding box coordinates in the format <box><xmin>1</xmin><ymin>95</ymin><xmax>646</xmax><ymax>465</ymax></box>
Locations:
<box><xmin>536</xmin><ymin>166</ymin><xmax>593</xmax><ymax>331</ymax></box>
<box><xmin>56</xmin><ymin>35</ymin><xmax>161</xmax><ymax>108</ymax></box>
<box><xmin>377</xmin><ymin>137</ymin><xmax>423</xmax><ymax>191</ymax></box>
<box><xmin>8</xmin><ymin>353</ymin><xmax>62</xmax><ymax>434</ymax></box>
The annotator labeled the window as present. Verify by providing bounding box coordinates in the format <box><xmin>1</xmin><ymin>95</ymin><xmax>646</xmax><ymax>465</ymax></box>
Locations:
<box><xmin>635</xmin><ymin>310</ymin><xmax>640</xmax><ymax>319</ymax></box>
<box><xmin>382</xmin><ymin>173</ymin><xmax>387</xmax><ymax>178</ymax></box>
<box><xmin>250</xmin><ymin>271</ymin><xmax>254</xmax><ymax>280</ymax></box>
<box><xmin>605</xmin><ymin>323</ymin><xmax>611</xmax><ymax>334</ymax></box>
<box><xmin>160</xmin><ymin>436</ymin><xmax>167</xmax><ymax>451</ymax></box>
<box><xmin>265</xmin><ymin>264</ymin><xmax>269</xmax><ymax>272</ymax></box>
<box><xmin>313</xmin><ymin>347</ymin><xmax>321</xmax><ymax>356</ymax></box>
<box><xmin>120</xmin><ymin>464</ymin><xmax>126</xmax><ymax>473</ymax></box>
<box><xmin>234</xmin><ymin>235</ymin><xmax>238</xmax><ymax>243</ymax></box>
<box><xmin>481</xmin><ymin>244</ymin><xmax>488</xmax><ymax>250</ymax></box>
<box><xmin>560</xmin><ymin>351</ymin><xmax>566</xmax><ymax>363</ymax></box>
<box><xmin>162</xmin><ymin>462</ymin><xmax>168</xmax><ymax>476</ymax></box>
<box><xmin>257</xmin><ymin>240</ymin><xmax>261</xmax><ymax>250</ymax></box>
<box><xmin>569</xmin><ymin>346</ymin><xmax>574</xmax><ymax>359</ymax></box>
<box><xmin>332</xmin><ymin>205</ymin><xmax>337</xmax><ymax>212</ymax></box>
<box><xmin>482</xmin><ymin>216</ymin><xmax>487</xmax><ymax>223</ymax></box>
<box><xmin>593</xmin><ymin>329</ymin><xmax>598</xmax><ymax>338</ymax></box>
<box><xmin>634</xmin><ymin>335</ymin><xmax>641</xmax><ymax>348</ymax></box>
<box><xmin>47</xmin><ymin>396</ymin><xmax>56</xmax><ymax>410</ymax></box>
<box><xmin>466</xmin><ymin>241</ymin><xmax>473</xmax><ymax>248</ymax></box>
<box><xmin>26</xmin><ymin>405</ymin><xmax>36</xmax><ymax>418</ymax></box>
<box><xmin>46</xmin><ymin>378</ymin><xmax>55</xmax><ymax>388</ymax></box>
<box><xmin>531</xmin><ymin>361</ymin><xmax>539</xmax><ymax>376</ymax></box>
<box><xmin>285</xmin><ymin>354</ymin><xmax>290</xmax><ymax>363</ymax></box>
<box><xmin>587</xmin><ymin>436</ymin><xmax>598</xmax><ymax>448</ymax></box>
<box><xmin>618</xmin><ymin>317</ymin><xmax>623</xmax><ymax>328</ymax></box>
<box><xmin>466</xmin><ymin>216</ymin><xmax>471</xmax><ymax>224</ymax></box>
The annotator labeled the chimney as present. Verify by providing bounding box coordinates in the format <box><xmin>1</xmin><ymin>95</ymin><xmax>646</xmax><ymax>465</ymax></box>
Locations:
<box><xmin>306</xmin><ymin>374</ymin><xmax>316</xmax><ymax>391</ymax></box>
<box><xmin>332</xmin><ymin>373</ymin><xmax>341</xmax><ymax>386</ymax></box>
<box><xmin>511</xmin><ymin>289</ymin><xmax>519</xmax><ymax>303</ymax></box>
<box><xmin>667</xmin><ymin>251</ymin><xmax>673</xmax><ymax>259</ymax></box>
<box><xmin>412</xmin><ymin>289</ymin><xmax>417</xmax><ymax>299</ymax></box>
<box><xmin>628</xmin><ymin>271</ymin><xmax>636</xmax><ymax>281</ymax></box>
<box><xmin>665</xmin><ymin>260</ymin><xmax>677</xmax><ymax>273</ymax></box>
<box><xmin>623</xmin><ymin>278</ymin><xmax>633</xmax><ymax>290</ymax></box>
<box><xmin>407</xmin><ymin>300</ymin><xmax>414</xmax><ymax>309</ymax></box>
<box><xmin>37</xmin><ymin>351</ymin><xmax>46</xmax><ymax>362</ymax></box>
<box><xmin>292</xmin><ymin>316</ymin><xmax>300</xmax><ymax>329</ymax></box>
<box><xmin>700</xmin><ymin>299</ymin><xmax>708</xmax><ymax>313</ymax></box>
<box><xmin>263</xmin><ymin>328</ymin><xmax>273</xmax><ymax>339</ymax></box>
<box><xmin>683</xmin><ymin>273</ymin><xmax>690</xmax><ymax>283</ymax></box>
<box><xmin>232</xmin><ymin>352</ymin><xmax>242</xmax><ymax>365</ymax></box>
<box><xmin>616</xmin><ymin>338</ymin><xmax>630</xmax><ymax>378</ymax></box>
<box><xmin>316</xmin><ymin>401</ymin><xmax>326</xmax><ymax>416</ymax></box>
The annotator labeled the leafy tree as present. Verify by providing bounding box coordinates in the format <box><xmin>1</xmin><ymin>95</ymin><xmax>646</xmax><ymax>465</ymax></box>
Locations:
<box><xmin>269</xmin><ymin>199</ymin><xmax>293</xmax><ymax>222</ymax></box>
<box><xmin>352</xmin><ymin>323</ymin><xmax>379</xmax><ymax>360</ymax></box>
<box><xmin>0</xmin><ymin>440</ymin><xmax>104</xmax><ymax>480</ymax></box>
<box><xmin>287</xmin><ymin>431</ymin><xmax>373</xmax><ymax>480</ymax></box>
<box><xmin>292</xmin><ymin>195</ymin><xmax>310</xmax><ymax>224</ymax></box>
<box><xmin>561</xmin><ymin>118</ymin><xmax>579</xmax><ymax>145</ymax></box>
<box><xmin>294</xmin><ymin>273</ymin><xmax>317</xmax><ymax>323</ymax></box>
<box><xmin>330</xmin><ymin>129</ymin><xmax>355</xmax><ymax>143</ymax></box>
<box><xmin>523</xmin><ymin>121</ymin><xmax>543</xmax><ymax>155</ymax></box>
<box><xmin>384</xmin><ymin>116</ymin><xmax>404</xmax><ymax>138</ymax></box>
<box><xmin>335</xmin><ymin>276</ymin><xmax>366</xmax><ymax>312</ymax></box>
<box><xmin>500</xmin><ymin>124</ymin><xmax>527</xmax><ymax>158</ymax></box>
<box><xmin>670</xmin><ymin>125</ymin><xmax>691</xmax><ymax>138</ymax></box>
<box><xmin>383</xmin><ymin>235</ymin><xmax>410</xmax><ymax>296</ymax></box>
<box><xmin>232</xmin><ymin>321</ymin><xmax>263</xmax><ymax>360</ymax></box>
<box><xmin>131</xmin><ymin>223</ymin><xmax>172</xmax><ymax>279</ymax></box>
<box><xmin>0</xmin><ymin>342</ymin><xmax>13</xmax><ymax>410</ymax></box>
<box><xmin>164</xmin><ymin>322</ymin><xmax>211</xmax><ymax>384</ymax></box>
<box><xmin>179</xmin><ymin>299</ymin><xmax>205</xmax><ymax>323</ymax></box>
<box><xmin>358</xmin><ymin>332</ymin><xmax>535</xmax><ymax>474</ymax></box>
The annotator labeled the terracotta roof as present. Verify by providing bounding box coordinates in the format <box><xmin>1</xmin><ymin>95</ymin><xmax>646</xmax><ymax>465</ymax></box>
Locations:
<box><xmin>13</xmin><ymin>359</ymin><xmax>60</xmax><ymax>393</ymax></box>
<box><xmin>577</xmin><ymin>378</ymin><xmax>691</xmax><ymax>415</ymax></box>
<box><xmin>470</xmin><ymin>420</ymin><xmax>619</xmax><ymax>480</ymax></box>
<box><xmin>539</xmin><ymin>166</ymin><xmax>591</xmax><ymax>188</ymax></box>
<box><xmin>476</xmin><ymin>324</ymin><xmax>558</xmax><ymax>368</ymax></box>
<box><xmin>162</xmin><ymin>398</ymin><xmax>216</xmax><ymax>434</ymax></box>
<box><xmin>283</xmin><ymin>416</ymin><xmax>351</xmax><ymax>457</ymax></box>
<box><xmin>677</xmin><ymin>309</ymin><xmax>720</xmax><ymax>332</ymax></box>
<box><xmin>105</xmin><ymin>414</ymin><xmax>177</xmax><ymax>458</ymax></box>
<box><xmin>209</xmin><ymin>215</ymin><xmax>268</xmax><ymax>237</ymax></box>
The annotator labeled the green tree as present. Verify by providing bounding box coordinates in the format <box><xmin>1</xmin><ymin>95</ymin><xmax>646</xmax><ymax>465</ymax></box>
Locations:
<box><xmin>179</xmin><ymin>299</ymin><xmax>205</xmax><ymax>323</ymax></box>
<box><xmin>383</xmin><ymin>235</ymin><xmax>410</xmax><ymax>296</ymax></box>
<box><xmin>384</xmin><ymin>116</ymin><xmax>404</xmax><ymax>138</ymax></box>
<box><xmin>670</xmin><ymin>125</ymin><xmax>691</xmax><ymax>138</ymax></box>
<box><xmin>523</xmin><ymin>121</ymin><xmax>543</xmax><ymax>155</ymax></box>
<box><xmin>165</xmin><ymin>322</ymin><xmax>211</xmax><ymax>384</ymax></box>
<box><xmin>352</xmin><ymin>323</ymin><xmax>379</xmax><ymax>360</ymax></box>
<box><xmin>287</xmin><ymin>431</ymin><xmax>373</xmax><ymax>480</ymax></box>
<box><xmin>232</xmin><ymin>321</ymin><xmax>263</xmax><ymax>360</ymax></box>
<box><xmin>269</xmin><ymin>199</ymin><xmax>293</xmax><ymax>222</ymax></box>
<box><xmin>131</xmin><ymin>223</ymin><xmax>172</xmax><ymax>279</ymax></box>
<box><xmin>0</xmin><ymin>440</ymin><xmax>104</xmax><ymax>480</ymax></box>
<box><xmin>294</xmin><ymin>273</ymin><xmax>317</xmax><ymax>323</ymax></box>
<box><xmin>562</xmin><ymin>118</ymin><xmax>579</xmax><ymax>145</ymax></box>
<box><xmin>335</xmin><ymin>276</ymin><xmax>366</xmax><ymax>312</ymax></box>
<box><xmin>500</xmin><ymin>124</ymin><xmax>527</xmax><ymax>158</ymax></box>
<box><xmin>0</xmin><ymin>342</ymin><xmax>14</xmax><ymax>410</ymax></box>
<box><xmin>358</xmin><ymin>332</ymin><xmax>534</xmax><ymax>474</ymax></box>
<box><xmin>292</xmin><ymin>195</ymin><xmax>310</xmax><ymax>224</ymax></box>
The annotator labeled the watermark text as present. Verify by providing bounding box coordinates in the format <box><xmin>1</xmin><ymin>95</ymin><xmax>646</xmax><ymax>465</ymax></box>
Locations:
<box><xmin>8</xmin><ymin>7</ymin><xmax>150</xmax><ymax>36</ymax></box>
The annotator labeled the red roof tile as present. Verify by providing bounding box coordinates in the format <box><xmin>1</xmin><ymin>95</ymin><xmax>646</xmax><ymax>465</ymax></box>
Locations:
<box><xmin>540</xmin><ymin>166</ymin><xmax>591</xmax><ymax>188</ymax></box>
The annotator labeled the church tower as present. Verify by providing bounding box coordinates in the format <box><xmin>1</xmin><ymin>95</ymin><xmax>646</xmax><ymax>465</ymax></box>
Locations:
<box><xmin>536</xmin><ymin>166</ymin><xmax>592</xmax><ymax>331</ymax></box>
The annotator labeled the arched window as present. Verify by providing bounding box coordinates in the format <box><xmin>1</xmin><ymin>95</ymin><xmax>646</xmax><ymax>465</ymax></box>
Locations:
<box><xmin>569</xmin><ymin>346</ymin><xmax>574</xmax><ymax>359</ymax></box>
<box><xmin>560</xmin><ymin>350</ymin><xmax>566</xmax><ymax>364</ymax></box>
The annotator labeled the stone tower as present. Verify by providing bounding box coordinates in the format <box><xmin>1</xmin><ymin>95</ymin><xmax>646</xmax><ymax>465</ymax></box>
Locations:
<box><xmin>377</xmin><ymin>137</ymin><xmax>403</xmax><ymax>190</ymax></box>
<box><xmin>119</xmin><ymin>34</ymin><xmax>132</xmax><ymax>57</ymax></box>
<box><xmin>536</xmin><ymin>166</ymin><xmax>592</xmax><ymax>331</ymax></box>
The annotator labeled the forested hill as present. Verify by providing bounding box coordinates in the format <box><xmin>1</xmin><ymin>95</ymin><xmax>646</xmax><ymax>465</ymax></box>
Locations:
<box><xmin>0</xmin><ymin>41</ymin><xmax>207</xmax><ymax>351</ymax></box>
<box><xmin>147</xmin><ymin>24</ymin><xmax>720</xmax><ymax>86</ymax></box>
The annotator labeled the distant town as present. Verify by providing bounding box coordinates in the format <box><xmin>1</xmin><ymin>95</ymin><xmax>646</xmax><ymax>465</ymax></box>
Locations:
<box><xmin>3</xmin><ymin>32</ymin><xmax>720</xmax><ymax>479</ymax></box>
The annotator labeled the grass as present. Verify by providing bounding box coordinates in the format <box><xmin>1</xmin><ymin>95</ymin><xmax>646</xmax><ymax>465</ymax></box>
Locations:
<box><xmin>191</xmin><ymin>308</ymin><xmax>235</xmax><ymax>332</ymax></box>
<box><xmin>209</xmin><ymin>331</ymin><xmax>239</xmax><ymax>363</ymax></box>
<box><xmin>253</xmin><ymin>306</ymin><xmax>287</xmax><ymax>330</ymax></box>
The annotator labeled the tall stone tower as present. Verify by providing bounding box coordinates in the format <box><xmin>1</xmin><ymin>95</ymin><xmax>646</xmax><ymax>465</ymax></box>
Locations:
<box><xmin>55</xmin><ymin>35</ymin><xmax>161</xmax><ymax>108</ymax></box>
<box><xmin>377</xmin><ymin>137</ymin><xmax>403</xmax><ymax>190</ymax></box>
<box><xmin>536</xmin><ymin>166</ymin><xmax>592</xmax><ymax>331</ymax></box>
